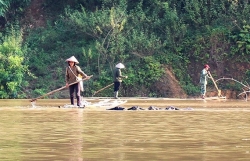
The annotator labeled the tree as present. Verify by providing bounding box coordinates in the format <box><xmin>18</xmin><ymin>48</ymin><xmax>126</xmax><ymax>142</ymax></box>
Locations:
<box><xmin>0</xmin><ymin>28</ymin><xmax>28</xmax><ymax>98</ymax></box>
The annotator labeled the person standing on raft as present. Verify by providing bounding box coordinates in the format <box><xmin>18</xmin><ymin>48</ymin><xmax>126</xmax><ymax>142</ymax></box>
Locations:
<box><xmin>199</xmin><ymin>64</ymin><xmax>211</xmax><ymax>99</ymax></box>
<box><xmin>113</xmin><ymin>63</ymin><xmax>128</xmax><ymax>99</ymax></box>
<box><xmin>65</xmin><ymin>56</ymin><xmax>91</xmax><ymax>107</ymax></box>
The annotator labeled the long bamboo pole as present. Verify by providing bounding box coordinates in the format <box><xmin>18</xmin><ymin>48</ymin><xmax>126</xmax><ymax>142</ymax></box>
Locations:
<box><xmin>30</xmin><ymin>75</ymin><xmax>93</xmax><ymax>102</ymax></box>
<box><xmin>208</xmin><ymin>72</ymin><xmax>222</xmax><ymax>97</ymax></box>
<box><xmin>92</xmin><ymin>83</ymin><xmax>114</xmax><ymax>96</ymax></box>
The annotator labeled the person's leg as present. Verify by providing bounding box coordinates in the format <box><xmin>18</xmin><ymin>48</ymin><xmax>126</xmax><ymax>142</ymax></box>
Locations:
<box><xmin>200</xmin><ymin>84</ymin><xmax>206</xmax><ymax>99</ymax></box>
<box><xmin>75</xmin><ymin>83</ymin><xmax>81</xmax><ymax>106</ymax></box>
<box><xmin>69</xmin><ymin>85</ymin><xmax>75</xmax><ymax>105</ymax></box>
<box><xmin>114</xmin><ymin>82</ymin><xmax>121</xmax><ymax>99</ymax></box>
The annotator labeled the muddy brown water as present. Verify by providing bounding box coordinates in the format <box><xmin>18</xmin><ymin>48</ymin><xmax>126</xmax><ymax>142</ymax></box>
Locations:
<box><xmin>0</xmin><ymin>98</ymin><xmax>250</xmax><ymax>161</ymax></box>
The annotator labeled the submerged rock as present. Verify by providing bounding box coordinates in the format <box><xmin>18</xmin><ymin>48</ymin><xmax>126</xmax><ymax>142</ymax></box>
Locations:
<box><xmin>182</xmin><ymin>107</ymin><xmax>194</xmax><ymax>110</ymax></box>
<box><xmin>165</xmin><ymin>106</ymin><xmax>179</xmax><ymax>110</ymax></box>
<box><xmin>127</xmin><ymin>106</ymin><xmax>144</xmax><ymax>110</ymax></box>
<box><xmin>107</xmin><ymin>106</ymin><xmax>125</xmax><ymax>110</ymax></box>
<box><xmin>148</xmin><ymin>106</ymin><xmax>160</xmax><ymax>110</ymax></box>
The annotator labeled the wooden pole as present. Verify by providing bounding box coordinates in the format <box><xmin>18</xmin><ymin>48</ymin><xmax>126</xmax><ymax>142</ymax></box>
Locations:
<box><xmin>30</xmin><ymin>75</ymin><xmax>93</xmax><ymax>102</ymax></box>
<box><xmin>92</xmin><ymin>83</ymin><xmax>114</xmax><ymax>96</ymax></box>
<box><xmin>208</xmin><ymin>72</ymin><xmax>222</xmax><ymax>97</ymax></box>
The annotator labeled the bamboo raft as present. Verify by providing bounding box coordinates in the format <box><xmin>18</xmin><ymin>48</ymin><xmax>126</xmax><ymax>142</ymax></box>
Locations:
<box><xmin>59</xmin><ymin>99</ymin><xmax>127</xmax><ymax>109</ymax></box>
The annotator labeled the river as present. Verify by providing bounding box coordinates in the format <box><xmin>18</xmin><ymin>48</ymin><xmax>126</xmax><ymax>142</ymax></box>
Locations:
<box><xmin>0</xmin><ymin>98</ymin><xmax>249</xmax><ymax>161</ymax></box>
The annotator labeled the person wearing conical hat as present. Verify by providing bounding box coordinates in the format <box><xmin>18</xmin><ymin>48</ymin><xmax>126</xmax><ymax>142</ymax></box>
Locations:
<box><xmin>113</xmin><ymin>63</ymin><xmax>128</xmax><ymax>99</ymax></box>
<box><xmin>65</xmin><ymin>56</ymin><xmax>90</xmax><ymax>107</ymax></box>
<box><xmin>199</xmin><ymin>64</ymin><xmax>211</xmax><ymax>99</ymax></box>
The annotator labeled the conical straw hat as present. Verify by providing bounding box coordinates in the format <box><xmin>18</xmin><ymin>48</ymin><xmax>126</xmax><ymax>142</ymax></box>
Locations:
<box><xmin>115</xmin><ymin>63</ymin><xmax>125</xmax><ymax>68</ymax></box>
<box><xmin>65</xmin><ymin>56</ymin><xmax>79</xmax><ymax>64</ymax></box>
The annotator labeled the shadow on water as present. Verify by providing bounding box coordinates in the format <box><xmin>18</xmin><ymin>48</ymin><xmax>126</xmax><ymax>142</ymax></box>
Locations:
<box><xmin>0</xmin><ymin>98</ymin><xmax>250</xmax><ymax>161</ymax></box>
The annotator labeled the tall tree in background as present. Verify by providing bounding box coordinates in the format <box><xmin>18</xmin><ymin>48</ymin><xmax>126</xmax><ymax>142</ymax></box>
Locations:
<box><xmin>0</xmin><ymin>28</ymin><xmax>28</xmax><ymax>98</ymax></box>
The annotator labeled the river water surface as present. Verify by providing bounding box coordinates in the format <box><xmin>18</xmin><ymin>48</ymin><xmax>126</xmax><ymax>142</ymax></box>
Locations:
<box><xmin>0</xmin><ymin>98</ymin><xmax>250</xmax><ymax>161</ymax></box>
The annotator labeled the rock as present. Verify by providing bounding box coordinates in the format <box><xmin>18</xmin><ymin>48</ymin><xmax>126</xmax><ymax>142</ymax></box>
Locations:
<box><xmin>107</xmin><ymin>106</ymin><xmax>125</xmax><ymax>110</ymax></box>
<box><xmin>165</xmin><ymin>106</ymin><xmax>179</xmax><ymax>110</ymax></box>
<box><xmin>148</xmin><ymin>106</ymin><xmax>159</xmax><ymax>110</ymax></box>
<box><xmin>127</xmin><ymin>106</ymin><xmax>144</xmax><ymax>110</ymax></box>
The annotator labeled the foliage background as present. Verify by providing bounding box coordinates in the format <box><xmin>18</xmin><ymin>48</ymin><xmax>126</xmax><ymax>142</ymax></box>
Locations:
<box><xmin>0</xmin><ymin>0</ymin><xmax>250</xmax><ymax>99</ymax></box>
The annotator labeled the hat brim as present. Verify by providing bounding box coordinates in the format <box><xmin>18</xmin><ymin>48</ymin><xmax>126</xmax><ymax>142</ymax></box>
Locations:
<box><xmin>66</xmin><ymin>56</ymin><xmax>79</xmax><ymax>64</ymax></box>
<box><xmin>116</xmin><ymin>63</ymin><xmax>125</xmax><ymax>68</ymax></box>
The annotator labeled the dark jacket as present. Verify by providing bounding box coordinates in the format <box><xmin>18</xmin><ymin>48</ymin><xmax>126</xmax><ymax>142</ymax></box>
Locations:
<box><xmin>113</xmin><ymin>68</ymin><xmax>126</xmax><ymax>82</ymax></box>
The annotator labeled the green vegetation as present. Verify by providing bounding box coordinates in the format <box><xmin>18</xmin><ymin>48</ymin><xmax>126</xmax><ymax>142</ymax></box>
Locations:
<box><xmin>0</xmin><ymin>27</ymin><xmax>29</xmax><ymax>98</ymax></box>
<box><xmin>0</xmin><ymin>0</ymin><xmax>250</xmax><ymax>98</ymax></box>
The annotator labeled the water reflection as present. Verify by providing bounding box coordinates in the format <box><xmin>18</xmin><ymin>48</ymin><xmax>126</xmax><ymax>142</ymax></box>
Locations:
<box><xmin>0</xmin><ymin>99</ymin><xmax>250</xmax><ymax>161</ymax></box>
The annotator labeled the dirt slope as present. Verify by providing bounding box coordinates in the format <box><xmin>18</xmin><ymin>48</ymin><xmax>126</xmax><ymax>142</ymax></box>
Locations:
<box><xmin>153</xmin><ymin>67</ymin><xmax>187</xmax><ymax>98</ymax></box>
<box><xmin>21</xmin><ymin>0</ymin><xmax>46</xmax><ymax>29</ymax></box>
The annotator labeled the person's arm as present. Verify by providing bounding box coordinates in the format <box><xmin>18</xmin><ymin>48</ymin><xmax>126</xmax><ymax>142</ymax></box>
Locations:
<box><xmin>76</xmin><ymin>66</ymin><xmax>90</xmax><ymax>79</ymax></box>
<box><xmin>207</xmin><ymin>70</ymin><xmax>211</xmax><ymax>79</ymax></box>
<box><xmin>65</xmin><ymin>68</ymin><xmax>69</xmax><ymax>87</ymax></box>
<box><xmin>118</xmin><ymin>69</ymin><xmax>128</xmax><ymax>79</ymax></box>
